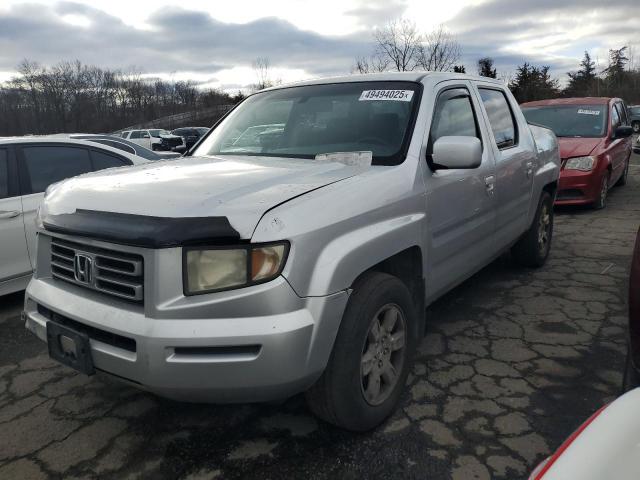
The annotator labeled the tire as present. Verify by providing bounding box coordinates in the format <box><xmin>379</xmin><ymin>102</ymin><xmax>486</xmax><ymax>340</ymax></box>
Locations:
<box><xmin>616</xmin><ymin>158</ymin><xmax>630</xmax><ymax>187</ymax></box>
<box><xmin>305</xmin><ymin>271</ymin><xmax>419</xmax><ymax>431</ymax></box>
<box><xmin>593</xmin><ymin>172</ymin><xmax>610</xmax><ymax>209</ymax></box>
<box><xmin>633</xmin><ymin>121</ymin><xmax>640</xmax><ymax>134</ymax></box>
<box><xmin>511</xmin><ymin>191</ymin><xmax>554</xmax><ymax>268</ymax></box>
<box><xmin>151</xmin><ymin>144</ymin><xmax>159</xmax><ymax>151</ymax></box>
<box><xmin>622</xmin><ymin>348</ymin><xmax>640</xmax><ymax>393</ymax></box>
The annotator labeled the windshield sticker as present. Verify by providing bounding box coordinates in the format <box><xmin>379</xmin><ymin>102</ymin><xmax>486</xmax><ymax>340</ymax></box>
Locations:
<box><xmin>315</xmin><ymin>151</ymin><xmax>372</xmax><ymax>167</ymax></box>
<box><xmin>577</xmin><ymin>109</ymin><xmax>601</xmax><ymax>116</ymax></box>
<box><xmin>359</xmin><ymin>90</ymin><xmax>414</xmax><ymax>102</ymax></box>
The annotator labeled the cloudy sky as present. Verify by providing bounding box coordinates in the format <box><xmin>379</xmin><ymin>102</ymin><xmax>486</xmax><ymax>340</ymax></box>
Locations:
<box><xmin>0</xmin><ymin>0</ymin><xmax>638</xmax><ymax>92</ymax></box>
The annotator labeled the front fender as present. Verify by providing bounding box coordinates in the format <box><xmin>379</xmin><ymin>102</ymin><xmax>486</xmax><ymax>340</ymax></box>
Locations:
<box><xmin>299</xmin><ymin>213</ymin><xmax>425</xmax><ymax>297</ymax></box>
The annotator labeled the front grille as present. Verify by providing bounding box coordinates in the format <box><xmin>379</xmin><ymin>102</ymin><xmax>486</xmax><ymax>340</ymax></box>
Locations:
<box><xmin>162</xmin><ymin>137</ymin><xmax>182</xmax><ymax>147</ymax></box>
<box><xmin>557</xmin><ymin>189</ymin><xmax>584</xmax><ymax>200</ymax></box>
<box><xmin>50</xmin><ymin>237</ymin><xmax>144</xmax><ymax>303</ymax></box>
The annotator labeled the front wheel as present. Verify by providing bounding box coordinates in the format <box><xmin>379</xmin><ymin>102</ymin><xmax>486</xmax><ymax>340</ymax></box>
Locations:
<box><xmin>305</xmin><ymin>272</ymin><xmax>419</xmax><ymax>431</ymax></box>
<box><xmin>593</xmin><ymin>173</ymin><xmax>610</xmax><ymax>209</ymax></box>
<box><xmin>633</xmin><ymin>121</ymin><xmax>640</xmax><ymax>134</ymax></box>
<box><xmin>616</xmin><ymin>158</ymin><xmax>630</xmax><ymax>187</ymax></box>
<box><xmin>511</xmin><ymin>191</ymin><xmax>553</xmax><ymax>268</ymax></box>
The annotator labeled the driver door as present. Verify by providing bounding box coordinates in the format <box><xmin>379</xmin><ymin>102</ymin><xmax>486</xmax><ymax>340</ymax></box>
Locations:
<box><xmin>423</xmin><ymin>81</ymin><xmax>497</xmax><ymax>301</ymax></box>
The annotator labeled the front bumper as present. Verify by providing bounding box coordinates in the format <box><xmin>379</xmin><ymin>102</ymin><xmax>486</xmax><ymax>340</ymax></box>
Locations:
<box><xmin>24</xmin><ymin>276</ymin><xmax>348</xmax><ymax>402</ymax></box>
<box><xmin>555</xmin><ymin>168</ymin><xmax>602</xmax><ymax>206</ymax></box>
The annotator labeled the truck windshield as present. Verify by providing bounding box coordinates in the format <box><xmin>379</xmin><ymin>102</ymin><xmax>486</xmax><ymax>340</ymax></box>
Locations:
<box><xmin>521</xmin><ymin>105</ymin><xmax>607</xmax><ymax>137</ymax></box>
<box><xmin>193</xmin><ymin>81</ymin><xmax>421</xmax><ymax>165</ymax></box>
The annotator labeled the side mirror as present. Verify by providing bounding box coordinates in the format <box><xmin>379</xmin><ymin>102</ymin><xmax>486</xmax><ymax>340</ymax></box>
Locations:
<box><xmin>142</xmin><ymin>134</ymin><xmax>150</xmax><ymax>138</ymax></box>
<box><xmin>432</xmin><ymin>136</ymin><xmax>482</xmax><ymax>170</ymax></box>
<box><xmin>614</xmin><ymin>125</ymin><xmax>633</xmax><ymax>139</ymax></box>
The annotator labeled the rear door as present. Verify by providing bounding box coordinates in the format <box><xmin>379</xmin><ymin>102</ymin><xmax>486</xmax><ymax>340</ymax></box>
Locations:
<box><xmin>0</xmin><ymin>145</ymin><xmax>32</xmax><ymax>289</ymax></box>
<box><xmin>475</xmin><ymin>84</ymin><xmax>535</xmax><ymax>250</ymax></box>
<box><xmin>423</xmin><ymin>81</ymin><xmax>497</xmax><ymax>299</ymax></box>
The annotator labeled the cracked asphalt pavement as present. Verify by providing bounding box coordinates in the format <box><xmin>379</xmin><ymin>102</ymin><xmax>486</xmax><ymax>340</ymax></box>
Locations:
<box><xmin>1</xmin><ymin>150</ymin><xmax>639</xmax><ymax>480</ymax></box>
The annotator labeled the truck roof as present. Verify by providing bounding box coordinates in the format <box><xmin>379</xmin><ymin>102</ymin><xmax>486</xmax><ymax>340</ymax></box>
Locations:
<box><xmin>521</xmin><ymin>97</ymin><xmax>615</xmax><ymax>107</ymax></box>
<box><xmin>262</xmin><ymin>71</ymin><xmax>504</xmax><ymax>91</ymax></box>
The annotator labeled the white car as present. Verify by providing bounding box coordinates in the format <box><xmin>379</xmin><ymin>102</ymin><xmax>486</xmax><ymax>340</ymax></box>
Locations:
<box><xmin>530</xmin><ymin>388</ymin><xmax>640</xmax><ymax>479</ymax></box>
<box><xmin>0</xmin><ymin>138</ymin><xmax>148</xmax><ymax>296</ymax></box>
<box><xmin>121</xmin><ymin>129</ymin><xmax>184</xmax><ymax>152</ymax></box>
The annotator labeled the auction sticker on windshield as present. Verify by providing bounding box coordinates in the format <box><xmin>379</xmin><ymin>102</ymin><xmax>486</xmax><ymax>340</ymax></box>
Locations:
<box><xmin>577</xmin><ymin>109</ymin><xmax>601</xmax><ymax>115</ymax></box>
<box><xmin>359</xmin><ymin>90</ymin><xmax>414</xmax><ymax>101</ymax></box>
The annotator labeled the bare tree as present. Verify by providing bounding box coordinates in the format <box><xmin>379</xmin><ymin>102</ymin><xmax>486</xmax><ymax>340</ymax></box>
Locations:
<box><xmin>252</xmin><ymin>57</ymin><xmax>273</xmax><ymax>91</ymax></box>
<box><xmin>373</xmin><ymin>19</ymin><xmax>423</xmax><ymax>72</ymax></box>
<box><xmin>417</xmin><ymin>26</ymin><xmax>461</xmax><ymax>72</ymax></box>
<box><xmin>353</xmin><ymin>55</ymin><xmax>390</xmax><ymax>74</ymax></box>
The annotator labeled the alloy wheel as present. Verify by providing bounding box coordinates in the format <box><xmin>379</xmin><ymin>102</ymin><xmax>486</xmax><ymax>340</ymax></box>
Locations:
<box><xmin>360</xmin><ymin>304</ymin><xmax>407</xmax><ymax>406</ymax></box>
<box><xmin>537</xmin><ymin>203</ymin><xmax>551</xmax><ymax>255</ymax></box>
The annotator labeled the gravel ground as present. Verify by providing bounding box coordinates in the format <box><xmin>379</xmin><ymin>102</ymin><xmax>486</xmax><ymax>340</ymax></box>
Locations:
<box><xmin>0</xmin><ymin>148</ymin><xmax>639</xmax><ymax>480</ymax></box>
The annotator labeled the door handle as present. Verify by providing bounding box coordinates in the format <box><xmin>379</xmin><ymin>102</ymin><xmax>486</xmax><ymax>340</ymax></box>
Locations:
<box><xmin>484</xmin><ymin>175</ymin><xmax>495</xmax><ymax>196</ymax></box>
<box><xmin>0</xmin><ymin>210</ymin><xmax>20</xmax><ymax>219</ymax></box>
<box><xmin>526</xmin><ymin>161</ymin><xmax>534</xmax><ymax>178</ymax></box>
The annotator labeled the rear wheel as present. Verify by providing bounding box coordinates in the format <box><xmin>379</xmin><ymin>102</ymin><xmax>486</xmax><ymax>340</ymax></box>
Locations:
<box><xmin>305</xmin><ymin>272</ymin><xmax>419</xmax><ymax>431</ymax></box>
<box><xmin>593</xmin><ymin>173</ymin><xmax>610</xmax><ymax>209</ymax></box>
<box><xmin>633</xmin><ymin>121</ymin><xmax>640</xmax><ymax>134</ymax></box>
<box><xmin>511</xmin><ymin>191</ymin><xmax>553</xmax><ymax>268</ymax></box>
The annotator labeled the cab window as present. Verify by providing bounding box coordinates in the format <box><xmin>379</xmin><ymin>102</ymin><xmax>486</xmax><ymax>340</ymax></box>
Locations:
<box><xmin>479</xmin><ymin>88</ymin><xmax>517</xmax><ymax>149</ymax></box>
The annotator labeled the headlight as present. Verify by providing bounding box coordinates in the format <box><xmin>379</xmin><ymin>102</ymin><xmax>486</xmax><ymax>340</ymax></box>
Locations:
<box><xmin>565</xmin><ymin>156</ymin><xmax>595</xmax><ymax>171</ymax></box>
<box><xmin>184</xmin><ymin>242</ymin><xmax>288</xmax><ymax>295</ymax></box>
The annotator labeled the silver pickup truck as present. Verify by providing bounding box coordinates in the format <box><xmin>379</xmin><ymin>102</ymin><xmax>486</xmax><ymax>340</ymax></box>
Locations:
<box><xmin>24</xmin><ymin>72</ymin><xmax>560</xmax><ymax>431</ymax></box>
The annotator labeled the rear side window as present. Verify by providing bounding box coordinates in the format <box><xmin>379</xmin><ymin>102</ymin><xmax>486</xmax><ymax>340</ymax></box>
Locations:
<box><xmin>479</xmin><ymin>88</ymin><xmax>517</xmax><ymax>149</ymax></box>
<box><xmin>0</xmin><ymin>149</ymin><xmax>9</xmax><ymax>199</ymax></box>
<box><xmin>22</xmin><ymin>146</ymin><xmax>92</xmax><ymax>194</ymax></box>
<box><xmin>91</xmin><ymin>150</ymin><xmax>129</xmax><ymax>170</ymax></box>
<box><xmin>130</xmin><ymin>131</ymin><xmax>142</xmax><ymax>139</ymax></box>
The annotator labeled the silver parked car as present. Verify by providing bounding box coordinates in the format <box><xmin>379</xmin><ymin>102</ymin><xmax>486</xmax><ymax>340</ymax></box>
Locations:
<box><xmin>24</xmin><ymin>73</ymin><xmax>560</xmax><ymax>430</ymax></box>
<box><xmin>0</xmin><ymin>138</ymin><xmax>148</xmax><ymax>296</ymax></box>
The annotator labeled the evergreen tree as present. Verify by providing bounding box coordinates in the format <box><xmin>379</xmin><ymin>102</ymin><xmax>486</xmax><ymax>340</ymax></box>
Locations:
<box><xmin>603</xmin><ymin>46</ymin><xmax>629</xmax><ymax>93</ymax></box>
<box><xmin>453</xmin><ymin>65</ymin><xmax>466</xmax><ymax>73</ymax></box>
<box><xmin>566</xmin><ymin>51</ymin><xmax>597</xmax><ymax>97</ymax></box>
<box><xmin>508</xmin><ymin>63</ymin><xmax>559</xmax><ymax>103</ymax></box>
<box><xmin>477</xmin><ymin>57</ymin><xmax>497</xmax><ymax>78</ymax></box>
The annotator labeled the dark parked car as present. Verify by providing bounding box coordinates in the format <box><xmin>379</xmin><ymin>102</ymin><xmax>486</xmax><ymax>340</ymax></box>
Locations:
<box><xmin>63</xmin><ymin>134</ymin><xmax>182</xmax><ymax>160</ymax></box>
<box><xmin>172</xmin><ymin>127</ymin><xmax>209</xmax><ymax>150</ymax></box>
<box><xmin>629</xmin><ymin>105</ymin><xmax>640</xmax><ymax>133</ymax></box>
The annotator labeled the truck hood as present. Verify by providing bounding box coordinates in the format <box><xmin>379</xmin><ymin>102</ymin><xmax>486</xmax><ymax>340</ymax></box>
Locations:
<box><xmin>43</xmin><ymin>155</ymin><xmax>363</xmax><ymax>239</ymax></box>
<box><xmin>558</xmin><ymin>137</ymin><xmax>602</xmax><ymax>159</ymax></box>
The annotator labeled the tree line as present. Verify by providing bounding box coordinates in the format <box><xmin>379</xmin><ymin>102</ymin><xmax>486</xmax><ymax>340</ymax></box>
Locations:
<box><xmin>0</xmin><ymin>60</ymin><xmax>241</xmax><ymax>136</ymax></box>
<box><xmin>354</xmin><ymin>20</ymin><xmax>640</xmax><ymax>105</ymax></box>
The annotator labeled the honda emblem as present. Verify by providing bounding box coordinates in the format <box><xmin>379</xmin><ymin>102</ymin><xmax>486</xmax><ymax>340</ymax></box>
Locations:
<box><xmin>73</xmin><ymin>253</ymin><xmax>93</xmax><ymax>284</ymax></box>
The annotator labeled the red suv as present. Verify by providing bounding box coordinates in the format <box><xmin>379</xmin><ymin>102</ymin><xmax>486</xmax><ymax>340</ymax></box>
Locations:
<box><xmin>521</xmin><ymin>98</ymin><xmax>633</xmax><ymax>209</ymax></box>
